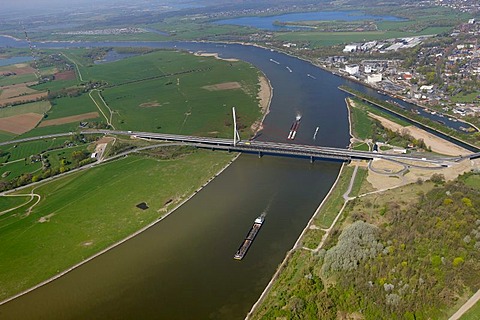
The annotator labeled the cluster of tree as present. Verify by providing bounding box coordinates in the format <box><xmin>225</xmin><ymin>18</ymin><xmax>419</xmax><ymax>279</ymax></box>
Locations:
<box><xmin>0</xmin><ymin>95</ymin><xmax>47</xmax><ymax>108</ymax></box>
<box><xmin>0</xmin><ymin>152</ymin><xmax>96</xmax><ymax>192</ymax></box>
<box><xmin>47</xmin><ymin>87</ymin><xmax>83</xmax><ymax>99</ymax></box>
<box><xmin>115</xmin><ymin>47</ymin><xmax>157</xmax><ymax>55</ymax></box>
<box><xmin>0</xmin><ymin>136</ymin><xmax>99</xmax><ymax>192</ymax></box>
<box><xmin>34</xmin><ymin>52</ymin><xmax>72</xmax><ymax>70</ymax></box>
<box><xmin>108</xmin><ymin>142</ymin><xmax>136</xmax><ymax>156</ymax></box>
<box><xmin>83</xmin><ymin>48</ymin><xmax>111</xmax><ymax>64</ymax></box>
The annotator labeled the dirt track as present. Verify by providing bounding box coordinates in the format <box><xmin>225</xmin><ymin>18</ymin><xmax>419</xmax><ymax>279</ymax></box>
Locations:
<box><xmin>202</xmin><ymin>82</ymin><xmax>242</xmax><ymax>91</ymax></box>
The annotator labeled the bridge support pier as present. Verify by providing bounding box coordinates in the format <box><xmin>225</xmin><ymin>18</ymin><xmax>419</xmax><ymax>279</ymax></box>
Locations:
<box><xmin>310</xmin><ymin>156</ymin><xmax>314</xmax><ymax>164</ymax></box>
<box><xmin>258</xmin><ymin>151</ymin><xmax>263</xmax><ymax>158</ymax></box>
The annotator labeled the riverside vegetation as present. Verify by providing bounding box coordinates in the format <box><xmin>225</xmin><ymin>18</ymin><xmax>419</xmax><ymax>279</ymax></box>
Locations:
<box><xmin>252</xmin><ymin>172</ymin><xmax>480</xmax><ymax>319</ymax></box>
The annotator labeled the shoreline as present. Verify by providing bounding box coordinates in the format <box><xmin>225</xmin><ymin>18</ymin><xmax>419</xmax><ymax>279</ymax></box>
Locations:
<box><xmin>245</xmin><ymin>92</ymin><xmax>352</xmax><ymax>320</ymax></box>
<box><xmin>251</xmin><ymin>72</ymin><xmax>273</xmax><ymax>136</ymax></box>
<box><xmin>0</xmin><ymin>152</ymin><xmax>241</xmax><ymax>306</ymax></box>
<box><xmin>245</xmin><ymin>162</ymin><xmax>346</xmax><ymax>319</ymax></box>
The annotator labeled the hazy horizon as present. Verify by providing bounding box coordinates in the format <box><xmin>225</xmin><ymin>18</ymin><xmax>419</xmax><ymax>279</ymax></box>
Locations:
<box><xmin>3</xmin><ymin>0</ymin><xmax>207</xmax><ymax>11</ymax></box>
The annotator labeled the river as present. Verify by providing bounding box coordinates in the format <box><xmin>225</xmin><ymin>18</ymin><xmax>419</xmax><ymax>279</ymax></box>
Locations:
<box><xmin>0</xmin><ymin>36</ymin><xmax>463</xmax><ymax>319</ymax></box>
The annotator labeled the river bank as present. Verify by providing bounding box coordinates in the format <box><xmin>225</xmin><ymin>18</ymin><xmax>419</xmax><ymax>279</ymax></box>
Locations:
<box><xmin>0</xmin><ymin>151</ymin><xmax>240</xmax><ymax>306</ymax></box>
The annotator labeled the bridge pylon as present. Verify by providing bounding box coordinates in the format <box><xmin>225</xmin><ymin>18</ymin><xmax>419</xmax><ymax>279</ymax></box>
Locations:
<box><xmin>232</xmin><ymin>107</ymin><xmax>241</xmax><ymax>146</ymax></box>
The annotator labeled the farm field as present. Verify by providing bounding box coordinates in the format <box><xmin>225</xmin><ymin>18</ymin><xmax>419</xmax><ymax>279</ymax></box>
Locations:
<box><xmin>0</xmin><ymin>101</ymin><xmax>51</xmax><ymax>118</ymax></box>
<box><xmin>0</xmin><ymin>48</ymin><xmax>265</xmax><ymax>139</ymax></box>
<box><xmin>70</xmin><ymin>49</ymin><xmax>263</xmax><ymax>137</ymax></box>
<box><xmin>0</xmin><ymin>64</ymin><xmax>38</xmax><ymax>87</ymax></box>
<box><xmin>43</xmin><ymin>95</ymin><xmax>98</xmax><ymax>120</ymax></box>
<box><xmin>0</xmin><ymin>113</ymin><xmax>43</xmax><ymax>135</ymax></box>
<box><xmin>0</xmin><ymin>150</ymin><xmax>234</xmax><ymax>301</ymax></box>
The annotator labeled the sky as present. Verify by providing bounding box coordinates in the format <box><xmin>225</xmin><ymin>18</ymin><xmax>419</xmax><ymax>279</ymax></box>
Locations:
<box><xmin>3</xmin><ymin>0</ymin><xmax>194</xmax><ymax>11</ymax></box>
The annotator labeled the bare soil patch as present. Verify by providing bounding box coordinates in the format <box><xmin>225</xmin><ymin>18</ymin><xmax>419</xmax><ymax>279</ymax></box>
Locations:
<box><xmin>139</xmin><ymin>101</ymin><xmax>162</xmax><ymax>108</ymax></box>
<box><xmin>96</xmin><ymin>136</ymin><xmax>115</xmax><ymax>145</ymax></box>
<box><xmin>202</xmin><ymin>82</ymin><xmax>242</xmax><ymax>91</ymax></box>
<box><xmin>54</xmin><ymin>70</ymin><xmax>76</xmax><ymax>81</ymax></box>
<box><xmin>366</xmin><ymin>158</ymin><xmax>480</xmax><ymax>191</ymax></box>
<box><xmin>251</xmin><ymin>75</ymin><xmax>272</xmax><ymax>134</ymax></box>
<box><xmin>368</xmin><ymin>112</ymin><xmax>470</xmax><ymax>156</ymax></box>
<box><xmin>38</xmin><ymin>213</ymin><xmax>55</xmax><ymax>223</ymax></box>
<box><xmin>194</xmin><ymin>52</ymin><xmax>239</xmax><ymax>62</ymax></box>
<box><xmin>0</xmin><ymin>112</ymin><xmax>43</xmax><ymax>134</ymax></box>
<box><xmin>38</xmin><ymin>112</ymin><xmax>99</xmax><ymax>127</ymax></box>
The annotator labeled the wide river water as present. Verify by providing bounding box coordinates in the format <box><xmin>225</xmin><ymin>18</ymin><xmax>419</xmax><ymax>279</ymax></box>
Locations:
<box><xmin>0</xmin><ymin>37</ymin><xmax>471</xmax><ymax>319</ymax></box>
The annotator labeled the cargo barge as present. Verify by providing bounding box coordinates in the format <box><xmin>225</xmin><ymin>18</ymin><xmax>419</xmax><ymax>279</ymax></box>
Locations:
<box><xmin>234</xmin><ymin>215</ymin><xmax>265</xmax><ymax>260</ymax></box>
<box><xmin>287</xmin><ymin>115</ymin><xmax>302</xmax><ymax>140</ymax></box>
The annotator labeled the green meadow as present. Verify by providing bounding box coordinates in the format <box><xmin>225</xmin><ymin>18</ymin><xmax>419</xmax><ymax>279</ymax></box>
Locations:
<box><xmin>69</xmin><ymin>50</ymin><xmax>263</xmax><ymax>136</ymax></box>
<box><xmin>45</xmin><ymin>94</ymin><xmax>98</xmax><ymax>120</ymax></box>
<box><xmin>460</xmin><ymin>299</ymin><xmax>480</xmax><ymax>320</ymax></box>
<box><xmin>0</xmin><ymin>150</ymin><xmax>234</xmax><ymax>301</ymax></box>
<box><xmin>24</xmin><ymin>49</ymin><xmax>263</xmax><ymax>137</ymax></box>
<box><xmin>0</xmin><ymin>101</ymin><xmax>51</xmax><ymax>118</ymax></box>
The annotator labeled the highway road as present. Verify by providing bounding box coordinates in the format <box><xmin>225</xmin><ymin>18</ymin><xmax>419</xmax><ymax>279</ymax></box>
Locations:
<box><xmin>1</xmin><ymin>129</ymin><xmax>476</xmax><ymax>166</ymax></box>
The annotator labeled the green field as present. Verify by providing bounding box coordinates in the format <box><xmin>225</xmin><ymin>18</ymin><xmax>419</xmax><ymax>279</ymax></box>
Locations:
<box><xmin>0</xmin><ymin>101</ymin><xmax>51</xmax><ymax>118</ymax></box>
<box><xmin>350</xmin><ymin>106</ymin><xmax>373</xmax><ymax>140</ymax></box>
<box><xmin>32</xmin><ymin>78</ymin><xmax>79</xmax><ymax>92</ymax></box>
<box><xmin>44</xmin><ymin>94</ymin><xmax>98</xmax><ymax>120</ymax></box>
<box><xmin>0</xmin><ymin>73</ymin><xmax>38</xmax><ymax>87</ymax></box>
<box><xmin>464</xmin><ymin>174</ymin><xmax>480</xmax><ymax>189</ymax></box>
<box><xmin>348</xmin><ymin>166</ymin><xmax>369</xmax><ymax>197</ymax></box>
<box><xmin>0</xmin><ymin>195</ymin><xmax>30</xmax><ymax>212</ymax></box>
<box><xmin>0</xmin><ymin>131</ymin><xmax>16</xmax><ymax>142</ymax></box>
<box><xmin>353</xmin><ymin>142</ymin><xmax>370</xmax><ymax>151</ymax></box>
<box><xmin>0</xmin><ymin>138</ymin><xmax>71</xmax><ymax>163</ymax></box>
<box><xmin>0</xmin><ymin>160</ymin><xmax>42</xmax><ymax>181</ymax></box>
<box><xmin>94</xmin><ymin>51</ymin><xmax>261</xmax><ymax>136</ymax></box>
<box><xmin>0</xmin><ymin>150</ymin><xmax>234</xmax><ymax>301</ymax></box>
<box><xmin>28</xmin><ymin>49</ymin><xmax>264</xmax><ymax>137</ymax></box>
<box><xmin>312</xmin><ymin>165</ymin><xmax>354</xmax><ymax>229</ymax></box>
<box><xmin>460</xmin><ymin>298</ymin><xmax>480</xmax><ymax>320</ymax></box>
<box><xmin>18</xmin><ymin>123</ymin><xmax>81</xmax><ymax>138</ymax></box>
<box><xmin>0</xmin><ymin>137</ymin><xmax>92</xmax><ymax>186</ymax></box>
